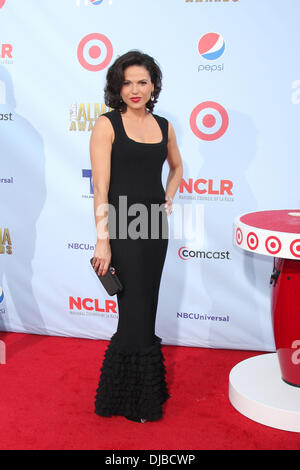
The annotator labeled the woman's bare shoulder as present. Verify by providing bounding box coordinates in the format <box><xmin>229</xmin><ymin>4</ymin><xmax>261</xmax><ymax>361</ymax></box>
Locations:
<box><xmin>92</xmin><ymin>111</ymin><xmax>115</xmax><ymax>143</ymax></box>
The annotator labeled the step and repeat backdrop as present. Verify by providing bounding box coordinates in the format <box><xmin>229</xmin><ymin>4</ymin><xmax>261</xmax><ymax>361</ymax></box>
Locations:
<box><xmin>0</xmin><ymin>0</ymin><xmax>299</xmax><ymax>351</ymax></box>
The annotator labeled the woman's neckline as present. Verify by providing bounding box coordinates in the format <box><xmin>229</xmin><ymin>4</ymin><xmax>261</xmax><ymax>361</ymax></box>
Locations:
<box><xmin>117</xmin><ymin>109</ymin><xmax>164</xmax><ymax>145</ymax></box>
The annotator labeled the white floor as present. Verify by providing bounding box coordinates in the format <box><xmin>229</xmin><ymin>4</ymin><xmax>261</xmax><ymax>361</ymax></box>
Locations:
<box><xmin>229</xmin><ymin>353</ymin><xmax>300</xmax><ymax>433</ymax></box>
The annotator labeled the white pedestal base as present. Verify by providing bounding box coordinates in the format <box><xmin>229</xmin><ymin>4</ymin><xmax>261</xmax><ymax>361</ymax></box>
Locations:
<box><xmin>229</xmin><ymin>353</ymin><xmax>300</xmax><ymax>432</ymax></box>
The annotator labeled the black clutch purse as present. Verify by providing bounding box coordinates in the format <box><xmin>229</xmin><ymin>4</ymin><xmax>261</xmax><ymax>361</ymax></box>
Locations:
<box><xmin>90</xmin><ymin>257</ymin><xmax>123</xmax><ymax>296</ymax></box>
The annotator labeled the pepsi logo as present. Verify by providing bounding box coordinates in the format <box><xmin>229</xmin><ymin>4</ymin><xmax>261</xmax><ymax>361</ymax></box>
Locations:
<box><xmin>76</xmin><ymin>0</ymin><xmax>104</xmax><ymax>5</ymax></box>
<box><xmin>265</xmin><ymin>236</ymin><xmax>282</xmax><ymax>255</ymax></box>
<box><xmin>190</xmin><ymin>101</ymin><xmax>229</xmax><ymax>141</ymax></box>
<box><xmin>77</xmin><ymin>33</ymin><xmax>113</xmax><ymax>71</ymax></box>
<box><xmin>198</xmin><ymin>33</ymin><xmax>225</xmax><ymax>60</ymax></box>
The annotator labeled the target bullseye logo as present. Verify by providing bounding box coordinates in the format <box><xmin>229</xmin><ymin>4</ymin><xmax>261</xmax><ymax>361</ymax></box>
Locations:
<box><xmin>265</xmin><ymin>236</ymin><xmax>281</xmax><ymax>255</ymax></box>
<box><xmin>290</xmin><ymin>239</ymin><xmax>300</xmax><ymax>258</ymax></box>
<box><xmin>0</xmin><ymin>0</ymin><xmax>6</xmax><ymax>8</ymax></box>
<box><xmin>247</xmin><ymin>232</ymin><xmax>259</xmax><ymax>251</ymax></box>
<box><xmin>190</xmin><ymin>102</ymin><xmax>229</xmax><ymax>141</ymax></box>
<box><xmin>77</xmin><ymin>33</ymin><xmax>113</xmax><ymax>71</ymax></box>
<box><xmin>198</xmin><ymin>33</ymin><xmax>225</xmax><ymax>60</ymax></box>
<box><xmin>236</xmin><ymin>228</ymin><xmax>243</xmax><ymax>245</ymax></box>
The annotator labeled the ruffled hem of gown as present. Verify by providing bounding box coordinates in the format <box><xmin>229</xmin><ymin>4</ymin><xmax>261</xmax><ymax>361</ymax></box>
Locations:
<box><xmin>94</xmin><ymin>332</ymin><xmax>170</xmax><ymax>422</ymax></box>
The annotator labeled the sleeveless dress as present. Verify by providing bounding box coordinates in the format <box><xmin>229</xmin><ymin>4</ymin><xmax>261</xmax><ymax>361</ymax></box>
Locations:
<box><xmin>94</xmin><ymin>108</ymin><xmax>170</xmax><ymax>422</ymax></box>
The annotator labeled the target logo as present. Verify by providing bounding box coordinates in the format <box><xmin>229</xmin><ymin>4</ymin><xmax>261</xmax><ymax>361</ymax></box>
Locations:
<box><xmin>247</xmin><ymin>232</ymin><xmax>259</xmax><ymax>251</ymax></box>
<box><xmin>0</xmin><ymin>0</ymin><xmax>6</xmax><ymax>9</ymax></box>
<box><xmin>265</xmin><ymin>236</ymin><xmax>282</xmax><ymax>255</ymax></box>
<box><xmin>290</xmin><ymin>239</ymin><xmax>300</xmax><ymax>258</ymax></box>
<box><xmin>236</xmin><ymin>228</ymin><xmax>243</xmax><ymax>245</ymax></box>
<box><xmin>190</xmin><ymin>102</ymin><xmax>229</xmax><ymax>141</ymax></box>
<box><xmin>198</xmin><ymin>33</ymin><xmax>225</xmax><ymax>60</ymax></box>
<box><xmin>77</xmin><ymin>33</ymin><xmax>113</xmax><ymax>71</ymax></box>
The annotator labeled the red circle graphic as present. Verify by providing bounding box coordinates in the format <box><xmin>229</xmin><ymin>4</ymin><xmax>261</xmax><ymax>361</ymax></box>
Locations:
<box><xmin>190</xmin><ymin>101</ymin><xmax>229</xmax><ymax>141</ymax></box>
<box><xmin>290</xmin><ymin>239</ymin><xmax>300</xmax><ymax>258</ymax></box>
<box><xmin>247</xmin><ymin>232</ymin><xmax>259</xmax><ymax>250</ymax></box>
<box><xmin>236</xmin><ymin>228</ymin><xmax>243</xmax><ymax>245</ymax></box>
<box><xmin>265</xmin><ymin>236</ymin><xmax>282</xmax><ymax>255</ymax></box>
<box><xmin>77</xmin><ymin>33</ymin><xmax>113</xmax><ymax>71</ymax></box>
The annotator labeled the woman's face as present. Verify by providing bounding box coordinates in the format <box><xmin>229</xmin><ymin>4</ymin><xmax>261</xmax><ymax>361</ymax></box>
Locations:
<box><xmin>120</xmin><ymin>65</ymin><xmax>154</xmax><ymax>111</ymax></box>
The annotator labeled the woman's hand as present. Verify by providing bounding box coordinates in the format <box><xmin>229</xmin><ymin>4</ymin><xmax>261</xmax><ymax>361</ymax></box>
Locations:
<box><xmin>92</xmin><ymin>240</ymin><xmax>111</xmax><ymax>276</ymax></box>
<box><xmin>164</xmin><ymin>195</ymin><xmax>173</xmax><ymax>216</ymax></box>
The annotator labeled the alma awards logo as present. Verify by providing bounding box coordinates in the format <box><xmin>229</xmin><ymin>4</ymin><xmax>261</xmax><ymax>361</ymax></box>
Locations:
<box><xmin>69</xmin><ymin>103</ymin><xmax>110</xmax><ymax>132</ymax></box>
<box><xmin>0</xmin><ymin>228</ymin><xmax>12</xmax><ymax>254</ymax></box>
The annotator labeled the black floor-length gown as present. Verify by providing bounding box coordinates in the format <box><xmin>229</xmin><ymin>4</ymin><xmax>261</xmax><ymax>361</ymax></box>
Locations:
<box><xmin>94</xmin><ymin>108</ymin><xmax>170</xmax><ymax>421</ymax></box>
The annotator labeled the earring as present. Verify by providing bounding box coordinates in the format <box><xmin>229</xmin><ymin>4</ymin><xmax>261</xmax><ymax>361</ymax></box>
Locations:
<box><xmin>151</xmin><ymin>93</ymin><xmax>154</xmax><ymax>102</ymax></box>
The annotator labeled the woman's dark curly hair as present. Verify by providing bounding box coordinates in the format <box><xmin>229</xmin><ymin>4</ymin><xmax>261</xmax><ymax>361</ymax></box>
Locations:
<box><xmin>104</xmin><ymin>50</ymin><xmax>162</xmax><ymax>113</ymax></box>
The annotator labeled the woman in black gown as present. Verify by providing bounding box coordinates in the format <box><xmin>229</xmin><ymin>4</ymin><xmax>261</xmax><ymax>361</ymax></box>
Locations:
<box><xmin>90</xmin><ymin>50</ymin><xmax>183</xmax><ymax>423</ymax></box>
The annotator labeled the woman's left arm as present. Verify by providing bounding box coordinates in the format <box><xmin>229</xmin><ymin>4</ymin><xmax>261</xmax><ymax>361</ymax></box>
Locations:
<box><xmin>164</xmin><ymin>121</ymin><xmax>183</xmax><ymax>215</ymax></box>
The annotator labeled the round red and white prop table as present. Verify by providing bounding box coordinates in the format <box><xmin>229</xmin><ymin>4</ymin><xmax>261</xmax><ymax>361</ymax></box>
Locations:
<box><xmin>229</xmin><ymin>209</ymin><xmax>300</xmax><ymax>432</ymax></box>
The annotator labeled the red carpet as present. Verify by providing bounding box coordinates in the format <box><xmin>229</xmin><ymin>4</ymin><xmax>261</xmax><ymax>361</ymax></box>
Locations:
<box><xmin>0</xmin><ymin>331</ymin><xmax>299</xmax><ymax>450</ymax></box>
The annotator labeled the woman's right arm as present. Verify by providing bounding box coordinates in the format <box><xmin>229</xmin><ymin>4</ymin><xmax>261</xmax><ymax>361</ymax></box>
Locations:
<box><xmin>89</xmin><ymin>115</ymin><xmax>114</xmax><ymax>276</ymax></box>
